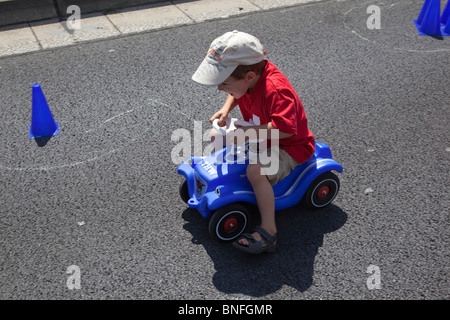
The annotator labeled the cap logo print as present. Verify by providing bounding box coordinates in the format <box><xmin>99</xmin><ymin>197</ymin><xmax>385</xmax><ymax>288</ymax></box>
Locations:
<box><xmin>207</xmin><ymin>49</ymin><xmax>222</xmax><ymax>62</ymax></box>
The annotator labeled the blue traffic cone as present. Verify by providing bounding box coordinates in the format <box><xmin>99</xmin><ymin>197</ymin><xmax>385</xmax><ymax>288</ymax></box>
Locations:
<box><xmin>441</xmin><ymin>0</ymin><xmax>450</xmax><ymax>26</ymax></box>
<box><xmin>441</xmin><ymin>0</ymin><xmax>450</xmax><ymax>35</ymax></box>
<box><xmin>415</xmin><ymin>0</ymin><xmax>432</xmax><ymax>27</ymax></box>
<box><xmin>443</xmin><ymin>17</ymin><xmax>450</xmax><ymax>35</ymax></box>
<box><xmin>414</xmin><ymin>0</ymin><xmax>441</xmax><ymax>35</ymax></box>
<box><xmin>29</xmin><ymin>83</ymin><xmax>60</xmax><ymax>139</ymax></box>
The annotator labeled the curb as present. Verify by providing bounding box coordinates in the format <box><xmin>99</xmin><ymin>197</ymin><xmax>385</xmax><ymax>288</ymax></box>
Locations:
<box><xmin>0</xmin><ymin>0</ymin><xmax>322</xmax><ymax>59</ymax></box>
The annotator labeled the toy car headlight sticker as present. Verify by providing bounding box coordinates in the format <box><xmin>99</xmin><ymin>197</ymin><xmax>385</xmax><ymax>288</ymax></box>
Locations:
<box><xmin>194</xmin><ymin>172</ymin><xmax>207</xmax><ymax>196</ymax></box>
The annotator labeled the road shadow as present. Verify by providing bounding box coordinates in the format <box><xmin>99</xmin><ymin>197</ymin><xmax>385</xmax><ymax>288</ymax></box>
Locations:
<box><xmin>0</xmin><ymin>0</ymin><xmax>200</xmax><ymax>29</ymax></box>
<box><xmin>34</xmin><ymin>136</ymin><xmax>53</xmax><ymax>147</ymax></box>
<box><xmin>182</xmin><ymin>203</ymin><xmax>347</xmax><ymax>296</ymax></box>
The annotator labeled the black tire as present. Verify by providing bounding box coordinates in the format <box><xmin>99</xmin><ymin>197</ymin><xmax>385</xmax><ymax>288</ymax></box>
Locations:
<box><xmin>209</xmin><ymin>204</ymin><xmax>250</xmax><ymax>242</ymax></box>
<box><xmin>179</xmin><ymin>180</ymin><xmax>190</xmax><ymax>203</ymax></box>
<box><xmin>302</xmin><ymin>171</ymin><xmax>340</xmax><ymax>209</ymax></box>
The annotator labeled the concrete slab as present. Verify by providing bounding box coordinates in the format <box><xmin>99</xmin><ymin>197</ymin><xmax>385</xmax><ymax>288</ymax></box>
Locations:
<box><xmin>0</xmin><ymin>24</ymin><xmax>40</xmax><ymax>56</ymax></box>
<box><xmin>107</xmin><ymin>2</ymin><xmax>193</xmax><ymax>34</ymax></box>
<box><xmin>70</xmin><ymin>13</ymin><xmax>121</xmax><ymax>42</ymax></box>
<box><xmin>30</xmin><ymin>19</ymin><xmax>75</xmax><ymax>49</ymax></box>
<box><xmin>173</xmin><ymin>0</ymin><xmax>260</xmax><ymax>22</ymax></box>
<box><xmin>249</xmin><ymin>0</ymin><xmax>321</xmax><ymax>10</ymax></box>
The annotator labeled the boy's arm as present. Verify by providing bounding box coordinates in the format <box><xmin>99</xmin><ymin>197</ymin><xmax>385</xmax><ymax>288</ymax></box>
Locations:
<box><xmin>209</xmin><ymin>94</ymin><xmax>238</xmax><ymax>126</ymax></box>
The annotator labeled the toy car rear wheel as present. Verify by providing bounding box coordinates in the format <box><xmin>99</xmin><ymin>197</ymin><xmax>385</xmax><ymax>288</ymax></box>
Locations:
<box><xmin>179</xmin><ymin>180</ymin><xmax>190</xmax><ymax>203</ymax></box>
<box><xmin>302</xmin><ymin>171</ymin><xmax>340</xmax><ymax>209</ymax></box>
<box><xmin>209</xmin><ymin>204</ymin><xmax>249</xmax><ymax>242</ymax></box>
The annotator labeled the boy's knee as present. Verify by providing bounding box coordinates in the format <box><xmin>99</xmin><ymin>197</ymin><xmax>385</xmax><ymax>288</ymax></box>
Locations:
<box><xmin>246</xmin><ymin>163</ymin><xmax>264</xmax><ymax>182</ymax></box>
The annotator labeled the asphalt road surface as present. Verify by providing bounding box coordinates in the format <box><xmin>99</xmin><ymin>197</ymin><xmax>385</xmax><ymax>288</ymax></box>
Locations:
<box><xmin>1</xmin><ymin>0</ymin><xmax>449</xmax><ymax>300</ymax></box>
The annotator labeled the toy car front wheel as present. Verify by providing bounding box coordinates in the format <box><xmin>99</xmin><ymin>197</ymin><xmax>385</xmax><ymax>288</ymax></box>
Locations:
<box><xmin>179</xmin><ymin>180</ymin><xmax>190</xmax><ymax>203</ymax></box>
<box><xmin>209</xmin><ymin>204</ymin><xmax>249</xmax><ymax>242</ymax></box>
<box><xmin>302</xmin><ymin>171</ymin><xmax>340</xmax><ymax>209</ymax></box>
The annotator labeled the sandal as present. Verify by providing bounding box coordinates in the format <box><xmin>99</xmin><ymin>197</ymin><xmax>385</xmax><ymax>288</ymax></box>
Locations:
<box><xmin>232</xmin><ymin>226</ymin><xmax>277</xmax><ymax>254</ymax></box>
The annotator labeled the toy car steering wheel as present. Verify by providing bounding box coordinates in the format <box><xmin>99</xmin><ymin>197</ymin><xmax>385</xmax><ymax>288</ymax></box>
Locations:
<box><xmin>212</xmin><ymin>118</ymin><xmax>227</xmax><ymax>136</ymax></box>
<box><xmin>212</xmin><ymin>118</ymin><xmax>254</xmax><ymax>136</ymax></box>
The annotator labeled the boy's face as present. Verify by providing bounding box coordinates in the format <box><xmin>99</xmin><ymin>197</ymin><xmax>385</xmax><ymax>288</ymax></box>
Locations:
<box><xmin>217</xmin><ymin>71</ymin><xmax>258</xmax><ymax>99</ymax></box>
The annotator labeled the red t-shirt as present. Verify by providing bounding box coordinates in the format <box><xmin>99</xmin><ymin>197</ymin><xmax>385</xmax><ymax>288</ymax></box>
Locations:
<box><xmin>236</xmin><ymin>60</ymin><xmax>315</xmax><ymax>165</ymax></box>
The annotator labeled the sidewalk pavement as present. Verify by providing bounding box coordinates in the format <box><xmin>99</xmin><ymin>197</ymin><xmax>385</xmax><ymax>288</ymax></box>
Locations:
<box><xmin>0</xmin><ymin>0</ymin><xmax>320</xmax><ymax>58</ymax></box>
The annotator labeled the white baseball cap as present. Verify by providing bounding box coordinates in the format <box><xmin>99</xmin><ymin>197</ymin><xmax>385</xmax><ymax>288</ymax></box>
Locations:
<box><xmin>192</xmin><ymin>30</ymin><xmax>265</xmax><ymax>86</ymax></box>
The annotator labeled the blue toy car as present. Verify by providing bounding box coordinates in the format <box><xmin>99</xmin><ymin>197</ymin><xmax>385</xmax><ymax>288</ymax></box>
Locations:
<box><xmin>178</xmin><ymin>135</ymin><xmax>343</xmax><ymax>241</ymax></box>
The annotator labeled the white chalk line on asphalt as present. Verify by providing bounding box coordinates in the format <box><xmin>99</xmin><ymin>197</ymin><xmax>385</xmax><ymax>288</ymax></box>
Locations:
<box><xmin>0</xmin><ymin>97</ymin><xmax>191</xmax><ymax>171</ymax></box>
<box><xmin>343</xmin><ymin>0</ymin><xmax>450</xmax><ymax>53</ymax></box>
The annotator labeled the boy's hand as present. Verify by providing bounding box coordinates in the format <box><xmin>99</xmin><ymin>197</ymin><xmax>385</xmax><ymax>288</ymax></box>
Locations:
<box><xmin>210</xmin><ymin>93</ymin><xmax>237</xmax><ymax>126</ymax></box>
<box><xmin>209</xmin><ymin>110</ymin><xmax>228</xmax><ymax>127</ymax></box>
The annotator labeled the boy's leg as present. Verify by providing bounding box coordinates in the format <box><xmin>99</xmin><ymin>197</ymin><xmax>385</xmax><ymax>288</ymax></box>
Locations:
<box><xmin>237</xmin><ymin>163</ymin><xmax>277</xmax><ymax>247</ymax></box>
<box><xmin>236</xmin><ymin>149</ymin><xmax>299</xmax><ymax>247</ymax></box>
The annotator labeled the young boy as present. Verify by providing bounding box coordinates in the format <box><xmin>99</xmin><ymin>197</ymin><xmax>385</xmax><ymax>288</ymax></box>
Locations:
<box><xmin>192</xmin><ymin>30</ymin><xmax>315</xmax><ymax>253</ymax></box>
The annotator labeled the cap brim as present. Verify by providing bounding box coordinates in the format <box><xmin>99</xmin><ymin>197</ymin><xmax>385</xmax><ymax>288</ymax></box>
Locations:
<box><xmin>192</xmin><ymin>58</ymin><xmax>237</xmax><ymax>86</ymax></box>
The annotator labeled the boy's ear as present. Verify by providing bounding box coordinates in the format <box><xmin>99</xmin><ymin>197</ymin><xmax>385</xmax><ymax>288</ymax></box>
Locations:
<box><xmin>245</xmin><ymin>71</ymin><xmax>257</xmax><ymax>82</ymax></box>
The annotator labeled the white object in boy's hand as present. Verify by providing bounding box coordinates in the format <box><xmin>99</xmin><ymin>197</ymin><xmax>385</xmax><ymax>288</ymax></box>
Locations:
<box><xmin>212</xmin><ymin>117</ymin><xmax>253</xmax><ymax>136</ymax></box>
